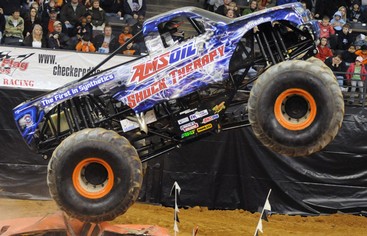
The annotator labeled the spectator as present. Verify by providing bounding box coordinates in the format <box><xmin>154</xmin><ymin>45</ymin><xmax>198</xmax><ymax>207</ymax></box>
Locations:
<box><xmin>60</xmin><ymin>0</ymin><xmax>87</xmax><ymax>35</ymax></box>
<box><xmin>131</xmin><ymin>14</ymin><xmax>146</xmax><ymax>54</ymax></box>
<box><xmin>226</xmin><ymin>8</ymin><xmax>236</xmax><ymax>18</ymax></box>
<box><xmin>354</xmin><ymin>33</ymin><xmax>367</xmax><ymax>47</ymax></box>
<box><xmin>315</xmin><ymin>37</ymin><xmax>333</xmax><ymax>62</ymax></box>
<box><xmin>355</xmin><ymin>44</ymin><xmax>367</xmax><ymax>64</ymax></box>
<box><xmin>76</xmin><ymin>34</ymin><xmax>96</xmax><ymax>52</ymax></box>
<box><xmin>203</xmin><ymin>0</ymin><xmax>216</xmax><ymax>12</ymax></box>
<box><xmin>88</xmin><ymin>0</ymin><xmax>107</xmax><ymax>31</ymax></box>
<box><xmin>242</xmin><ymin>0</ymin><xmax>258</xmax><ymax>16</ymax></box>
<box><xmin>42</xmin><ymin>0</ymin><xmax>61</xmax><ymax>22</ymax></box>
<box><xmin>3</xmin><ymin>9</ymin><xmax>24</xmax><ymax>46</ymax></box>
<box><xmin>216</xmin><ymin>0</ymin><xmax>236</xmax><ymax>16</ymax></box>
<box><xmin>342</xmin><ymin>44</ymin><xmax>357</xmax><ymax>65</ymax></box>
<box><xmin>319</xmin><ymin>15</ymin><xmax>335</xmax><ymax>39</ymax></box>
<box><xmin>346</xmin><ymin>56</ymin><xmax>367</xmax><ymax>104</ymax></box>
<box><xmin>123</xmin><ymin>0</ymin><xmax>146</xmax><ymax>26</ymax></box>
<box><xmin>75</xmin><ymin>15</ymin><xmax>93</xmax><ymax>41</ymax></box>
<box><xmin>337</xmin><ymin>6</ymin><xmax>348</xmax><ymax>22</ymax></box>
<box><xmin>43</xmin><ymin>8</ymin><xmax>60</xmax><ymax>36</ymax></box>
<box><xmin>82</xmin><ymin>0</ymin><xmax>92</xmax><ymax>8</ymax></box>
<box><xmin>330</xmin><ymin>11</ymin><xmax>345</xmax><ymax>33</ymax></box>
<box><xmin>324</xmin><ymin>54</ymin><xmax>348</xmax><ymax>90</ymax></box>
<box><xmin>119</xmin><ymin>25</ymin><xmax>137</xmax><ymax>55</ymax></box>
<box><xmin>100</xmin><ymin>0</ymin><xmax>124</xmax><ymax>17</ymax></box>
<box><xmin>28</xmin><ymin>1</ymin><xmax>43</xmax><ymax>20</ymax></box>
<box><xmin>93</xmin><ymin>24</ymin><xmax>119</xmax><ymax>53</ymax></box>
<box><xmin>24</xmin><ymin>7</ymin><xmax>42</xmax><ymax>37</ymax></box>
<box><xmin>333</xmin><ymin>23</ymin><xmax>353</xmax><ymax>52</ymax></box>
<box><xmin>313</xmin><ymin>0</ymin><xmax>347</xmax><ymax>19</ymax></box>
<box><xmin>48</xmin><ymin>20</ymin><xmax>73</xmax><ymax>49</ymax></box>
<box><xmin>301</xmin><ymin>0</ymin><xmax>316</xmax><ymax>13</ymax></box>
<box><xmin>23</xmin><ymin>23</ymin><xmax>47</xmax><ymax>48</ymax></box>
<box><xmin>348</xmin><ymin>2</ymin><xmax>365</xmax><ymax>23</ymax></box>
<box><xmin>257</xmin><ymin>0</ymin><xmax>272</xmax><ymax>10</ymax></box>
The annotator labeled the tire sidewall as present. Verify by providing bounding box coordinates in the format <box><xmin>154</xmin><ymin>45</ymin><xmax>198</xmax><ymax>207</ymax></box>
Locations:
<box><xmin>53</xmin><ymin>140</ymin><xmax>133</xmax><ymax>215</ymax></box>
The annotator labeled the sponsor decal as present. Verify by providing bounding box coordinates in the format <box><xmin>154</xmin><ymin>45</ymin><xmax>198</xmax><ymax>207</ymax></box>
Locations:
<box><xmin>126</xmin><ymin>78</ymin><xmax>168</xmax><ymax>108</ymax></box>
<box><xmin>168</xmin><ymin>45</ymin><xmax>225</xmax><ymax>83</ymax></box>
<box><xmin>212</xmin><ymin>102</ymin><xmax>226</xmax><ymax>113</ymax></box>
<box><xmin>202</xmin><ymin>114</ymin><xmax>219</xmax><ymax>124</ymax></box>
<box><xmin>180</xmin><ymin>108</ymin><xmax>197</xmax><ymax>115</ymax></box>
<box><xmin>243</xmin><ymin>17</ymin><xmax>271</xmax><ymax>32</ymax></box>
<box><xmin>180</xmin><ymin>121</ymin><xmax>199</xmax><ymax>132</ymax></box>
<box><xmin>129</xmin><ymin>42</ymin><xmax>197</xmax><ymax>84</ymax></box>
<box><xmin>189</xmin><ymin>109</ymin><xmax>208</xmax><ymax>121</ymax></box>
<box><xmin>40</xmin><ymin>74</ymin><xmax>115</xmax><ymax>107</ymax></box>
<box><xmin>197</xmin><ymin>123</ymin><xmax>213</xmax><ymax>133</ymax></box>
<box><xmin>181</xmin><ymin>129</ymin><xmax>195</xmax><ymax>139</ymax></box>
<box><xmin>178</xmin><ymin>116</ymin><xmax>190</xmax><ymax>125</ymax></box>
<box><xmin>0</xmin><ymin>51</ymin><xmax>33</xmax><ymax>74</ymax></box>
<box><xmin>125</xmin><ymin>44</ymin><xmax>226</xmax><ymax>109</ymax></box>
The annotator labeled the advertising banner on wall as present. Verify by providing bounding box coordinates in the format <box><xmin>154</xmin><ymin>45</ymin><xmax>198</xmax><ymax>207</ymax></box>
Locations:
<box><xmin>0</xmin><ymin>46</ymin><xmax>133</xmax><ymax>91</ymax></box>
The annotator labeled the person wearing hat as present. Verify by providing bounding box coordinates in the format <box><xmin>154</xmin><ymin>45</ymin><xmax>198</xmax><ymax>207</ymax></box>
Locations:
<box><xmin>330</xmin><ymin>11</ymin><xmax>346</xmax><ymax>33</ymax></box>
<box><xmin>48</xmin><ymin>20</ymin><xmax>72</xmax><ymax>49</ymax></box>
<box><xmin>346</xmin><ymin>55</ymin><xmax>367</xmax><ymax>104</ymax></box>
<box><xmin>43</xmin><ymin>8</ymin><xmax>60</xmax><ymax>36</ymax></box>
<box><xmin>355</xmin><ymin>44</ymin><xmax>367</xmax><ymax>65</ymax></box>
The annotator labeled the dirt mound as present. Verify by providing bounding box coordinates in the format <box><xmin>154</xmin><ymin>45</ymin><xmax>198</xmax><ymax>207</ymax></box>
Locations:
<box><xmin>0</xmin><ymin>199</ymin><xmax>365</xmax><ymax>235</ymax></box>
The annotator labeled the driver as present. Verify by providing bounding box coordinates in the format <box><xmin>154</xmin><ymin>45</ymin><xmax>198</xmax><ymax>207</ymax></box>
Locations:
<box><xmin>162</xmin><ymin>20</ymin><xmax>185</xmax><ymax>45</ymax></box>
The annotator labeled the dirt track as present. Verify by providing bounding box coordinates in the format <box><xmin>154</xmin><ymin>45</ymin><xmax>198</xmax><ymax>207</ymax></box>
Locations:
<box><xmin>0</xmin><ymin>198</ymin><xmax>366</xmax><ymax>235</ymax></box>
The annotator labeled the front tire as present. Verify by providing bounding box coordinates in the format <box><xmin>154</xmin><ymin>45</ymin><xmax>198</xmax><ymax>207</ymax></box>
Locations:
<box><xmin>47</xmin><ymin>128</ymin><xmax>143</xmax><ymax>222</ymax></box>
<box><xmin>248</xmin><ymin>60</ymin><xmax>344</xmax><ymax>156</ymax></box>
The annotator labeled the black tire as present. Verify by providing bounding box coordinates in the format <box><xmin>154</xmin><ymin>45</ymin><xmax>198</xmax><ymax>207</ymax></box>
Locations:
<box><xmin>248</xmin><ymin>60</ymin><xmax>344</xmax><ymax>157</ymax></box>
<box><xmin>47</xmin><ymin>128</ymin><xmax>143</xmax><ymax>222</ymax></box>
<box><xmin>306</xmin><ymin>57</ymin><xmax>334</xmax><ymax>76</ymax></box>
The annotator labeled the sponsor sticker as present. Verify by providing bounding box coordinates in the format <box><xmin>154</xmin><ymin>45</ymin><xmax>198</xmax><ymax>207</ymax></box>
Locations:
<box><xmin>189</xmin><ymin>109</ymin><xmax>209</xmax><ymax>121</ymax></box>
<box><xmin>181</xmin><ymin>129</ymin><xmax>195</xmax><ymax>139</ymax></box>
<box><xmin>197</xmin><ymin>123</ymin><xmax>213</xmax><ymax>133</ymax></box>
<box><xmin>202</xmin><ymin>114</ymin><xmax>219</xmax><ymax>124</ymax></box>
<box><xmin>178</xmin><ymin>116</ymin><xmax>190</xmax><ymax>125</ymax></box>
<box><xmin>180</xmin><ymin>121</ymin><xmax>199</xmax><ymax>132</ymax></box>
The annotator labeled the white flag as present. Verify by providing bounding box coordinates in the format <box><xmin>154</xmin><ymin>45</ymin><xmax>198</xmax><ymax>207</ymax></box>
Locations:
<box><xmin>254</xmin><ymin>189</ymin><xmax>272</xmax><ymax>236</ymax></box>
<box><xmin>171</xmin><ymin>181</ymin><xmax>181</xmax><ymax>235</ymax></box>
<box><xmin>264</xmin><ymin>198</ymin><xmax>271</xmax><ymax>211</ymax></box>
<box><xmin>256</xmin><ymin>218</ymin><xmax>263</xmax><ymax>233</ymax></box>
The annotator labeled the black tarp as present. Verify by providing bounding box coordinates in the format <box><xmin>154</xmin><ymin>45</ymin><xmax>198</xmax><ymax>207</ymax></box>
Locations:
<box><xmin>1</xmin><ymin>88</ymin><xmax>367</xmax><ymax>215</ymax></box>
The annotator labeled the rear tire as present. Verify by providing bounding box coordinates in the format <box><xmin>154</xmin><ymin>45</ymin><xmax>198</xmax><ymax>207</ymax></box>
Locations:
<box><xmin>248</xmin><ymin>60</ymin><xmax>344</xmax><ymax>156</ymax></box>
<box><xmin>47</xmin><ymin>128</ymin><xmax>143</xmax><ymax>222</ymax></box>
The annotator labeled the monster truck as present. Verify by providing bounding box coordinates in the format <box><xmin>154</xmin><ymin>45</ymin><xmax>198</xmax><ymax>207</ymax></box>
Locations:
<box><xmin>13</xmin><ymin>4</ymin><xmax>344</xmax><ymax>222</ymax></box>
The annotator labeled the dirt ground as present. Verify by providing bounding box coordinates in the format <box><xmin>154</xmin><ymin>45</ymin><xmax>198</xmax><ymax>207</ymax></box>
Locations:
<box><xmin>0</xmin><ymin>199</ymin><xmax>366</xmax><ymax>235</ymax></box>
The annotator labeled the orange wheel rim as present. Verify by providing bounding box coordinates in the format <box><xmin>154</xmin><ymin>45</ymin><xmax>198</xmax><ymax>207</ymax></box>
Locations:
<box><xmin>274</xmin><ymin>88</ymin><xmax>317</xmax><ymax>131</ymax></box>
<box><xmin>72</xmin><ymin>157</ymin><xmax>114</xmax><ymax>199</ymax></box>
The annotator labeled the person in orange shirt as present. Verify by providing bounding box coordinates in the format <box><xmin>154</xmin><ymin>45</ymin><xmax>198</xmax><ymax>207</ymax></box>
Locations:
<box><xmin>355</xmin><ymin>45</ymin><xmax>367</xmax><ymax>65</ymax></box>
<box><xmin>118</xmin><ymin>25</ymin><xmax>136</xmax><ymax>55</ymax></box>
<box><xmin>76</xmin><ymin>34</ymin><xmax>96</xmax><ymax>52</ymax></box>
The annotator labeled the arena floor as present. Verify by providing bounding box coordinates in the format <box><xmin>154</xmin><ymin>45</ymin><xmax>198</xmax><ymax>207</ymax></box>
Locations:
<box><xmin>0</xmin><ymin>198</ymin><xmax>365</xmax><ymax>235</ymax></box>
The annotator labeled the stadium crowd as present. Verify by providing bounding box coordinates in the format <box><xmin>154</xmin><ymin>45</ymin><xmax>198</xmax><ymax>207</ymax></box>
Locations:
<box><xmin>0</xmin><ymin>0</ymin><xmax>366</xmax><ymax>103</ymax></box>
